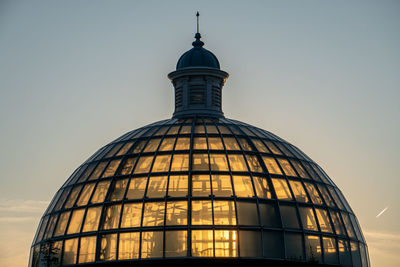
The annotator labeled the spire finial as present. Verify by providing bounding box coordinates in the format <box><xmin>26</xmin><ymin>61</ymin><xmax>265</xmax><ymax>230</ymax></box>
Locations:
<box><xmin>193</xmin><ymin>11</ymin><xmax>204</xmax><ymax>47</ymax></box>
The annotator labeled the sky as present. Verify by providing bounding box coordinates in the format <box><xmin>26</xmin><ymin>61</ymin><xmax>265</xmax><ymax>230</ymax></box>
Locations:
<box><xmin>0</xmin><ymin>0</ymin><xmax>399</xmax><ymax>266</ymax></box>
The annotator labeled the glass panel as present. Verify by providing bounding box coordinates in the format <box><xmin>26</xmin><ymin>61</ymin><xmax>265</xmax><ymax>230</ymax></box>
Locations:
<box><xmin>51</xmin><ymin>241</ymin><xmax>62</xmax><ymax>266</ymax></box>
<box><xmin>82</xmin><ymin>206</ymin><xmax>102</xmax><ymax>232</ymax></box>
<box><xmin>213</xmin><ymin>201</ymin><xmax>236</xmax><ymax>225</ymax></box>
<box><xmin>192</xmin><ymin>154</ymin><xmax>209</xmax><ymax>171</ymax></box>
<box><xmin>146</xmin><ymin>176</ymin><xmax>167</xmax><ymax>198</ymax></box>
<box><xmin>315</xmin><ymin>208</ymin><xmax>333</xmax><ymax>233</ymax></box>
<box><xmin>263</xmin><ymin>231</ymin><xmax>283</xmax><ymax>258</ymax></box>
<box><xmin>209</xmin><ymin>153</ymin><xmax>229</xmax><ymax>171</ymax></box>
<box><xmin>143</xmin><ymin>138</ymin><xmax>161</xmax><ymax>152</ymax></box>
<box><xmin>64</xmin><ymin>185</ymin><xmax>82</xmax><ymax>209</ymax></box>
<box><xmin>299</xmin><ymin>207</ymin><xmax>318</xmax><ymax>231</ymax></box>
<box><xmin>67</xmin><ymin>209</ymin><xmax>85</xmax><ymax>234</ymax></box>
<box><xmin>245</xmin><ymin>155</ymin><xmax>263</xmax><ymax>172</ymax></box>
<box><xmin>305</xmin><ymin>235</ymin><xmax>322</xmax><ymax>262</ymax></box>
<box><xmin>78</xmin><ymin>236</ymin><xmax>96</xmax><ymax>263</ymax></box>
<box><xmin>165</xmin><ymin>231</ymin><xmax>187</xmax><ymax>257</ymax></box>
<box><xmin>109</xmin><ymin>178</ymin><xmax>128</xmax><ymax>201</ymax></box>
<box><xmin>218</xmin><ymin>125</ymin><xmax>231</xmax><ymax>134</ymax></box>
<box><xmin>192</xmin><ymin>175</ymin><xmax>211</xmax><ymax>197</ymax></box>
<box><xmin>106</xmin><ymin>143</ymin><xmax>124</xmax><ymax>158</ymax></box>
<box><xmin>232</xmin><ymin>175</ymin><xmax>254</xmax><ymax>197</ymax></box>
<box><xmin>119</xmin><ymin>232</ymin><xmax>140</xmax><ymax>259</ymax></box>
<box><xmin>121</xmin><ymin>203</ymin><xmax>143</xmax><ymax>228</ymax></box>
<box><xmin>63</xmin><ymin>238</ymin><xmax>78</xmax><ymax>265</ymax></box>
<box><xmin>36</xmin><ymin>216</ymin><xmax>49</xmax><ymax>242</ymax></box>
<box><xmin>304</xmin><ymin>182</ymin><xmax>323</xmax><ymax>205</ymax></box>
<box><xmin>271</xmin><ymin>178</ymin><xmax>293</xmax><ymax>200</ymax></box>
<box><xmin>263</xmin><ymin>157</ymin><xmax>282</xmax><ymax>175</ymax></box>
<box><xmin>330</xmin><ymin>210</ymin><xmax>346</xmax><ymax>236</ymax></box>
<box><xmin>259</xmin><ymin>203</ymin><xmax>280</xmax><ymax>227</ymax></box>
<box><xmin>228</xmin><ymin>154</ymin><xmax>248</xmax><ymax>171</ymax></box>
<box><xmin>338</xmin><ymin>239</ymin><xmax>352</xmax><ymax>266</ymax></box>
<box><xmin>132</xmin><ymin>141</ymin><xmax>145</xmax><ymax>153</ymax></box>
<box><xmin>304</xmin><ymin>163</ymin><xmax>321</xmax><ymax>181</ymax></box>
<box><xmin>285</xmin><ymin>232</ymin><xmax>304</xmax><ymax>261</ymax></box>
<box><xmin>170</xmin><ymin>154</ymin><xmax>189</xmax><ymax>171</ymax></box>
<box><xmin>252</xmin><ymin>139</ymin><xmax>269</xmax><ymax>153</ymax></box>
<box><xmin>142</xmin><ymin>202</ymin><xmax>165</xmax><ymax>227</ymax></box>
<box><xmin>280</xmin><ymin>205</ymin><xmax>300</xmax><ymax>229</ymax></box>
<box><xmin>180</xmin><ymin>125</ymin><xmax>192</xmax><ymax>134</ymax></box>
<box><xmin>193</xmin><ymin>137</ymin><xmax>207</xmax><ymax>149</ymax></box>
<box><xmin>100</xmin><ymin>234</ymin><xmax>117</xmax><ymax>261</ymax></box>
<box><xmin>88</xmin><ymin>162</ymin><xmax>107</xmax><ymax>180</ymax></box>
<box><xmin>167</xmin><ymin>175</ymin><xmax>188</xmax><ymax>197</ymax></box>
<box><xmin>208</xmin><ymin>137</ymin><xmax>224</xmax><ymax>150</ymax></box>
<box><xmin>174</xmin><ymin>137</ymin><xmax>190</xmax><ymax>150</ymax></box>
<box><xmin>206</xmin><ymin>125</ymin><xmax>219</xmax><ymax>134</ymax></box>
<box><xmin>195</xmin><ymin>125</ymin><xmax>205</xmax><ymax>133</ymax></box>
<box><xmin>102</xmin><ymin>205</ymin><xmax>121</xmax><ymax>230</ymax></box>
<box><xmin>159</xmin><ymin>137</ymin><xmax>176</xmax><ymax>151</ymax></box>
<box><xmin>236</xmin><ymin>202</ymin><xmax>258</xmax><ymax>225</ymax></box>
<box><xmin>141</xmin><ymin>231</ymin><xmax>163</xmax><ymax>258</ymax></box>
<box><xmin>119</xmin><ymin>157</ymin><xmax>136</xmax><ymax>175</ymax></box>
<box><xmin>291</xmin><ymin>160</ymin><xmax>309</xmax><ymax>179</ymax></box>
<box><xmin>155</xmin><ymin>126</ymin><xmax>169</xmax><ymax>136</ymax></box>
<box><xmin>167</xmin><ymin>126</ymin><xmax>180</xmax><ymax>135</ymax></box>
<box><xmin>212</xmin><ymin>175</ymin><xmax>233</xmax><ymax>197</ymax></box>
<box><xmin>350</xmin><ymin>214</ymin><xmax>364</xmax><ymax>241</ymax></box>
<box><xmin>351</xmin><ymin>242</ymin><xmax>362</xmax><ymax>267</ymax></box>
<box><xmin>289</xmin><ymin>180</ymin><xmax>309</xmax><ymax>202</ymax></box>
<box><xmin>327</xmin><ymin>186</ymin><xmax>344</xmax><ymax>210</ymax></box>
<box><xmin>191</xmin><ymin>200</ymin><xmax>213</xmax><ymax>225</ymax></box>
<box><xmin>223</xmin><ymin>137</ymin><xmax>240</xmax><ymax>150</ymax></box>
<box><xmin>215</xmin><ymin>230</ymin><xmax>238</xmax><ymax>257</ymax></box>
<box><xmin>126</xmin><ymin>177</ymin><xmax>147</xmax><ymax>199</ymax></box>
<box><xmin>238</xmin><ymin>138</ymin><xmax>253</xmax><ymax>151</ymax></box>
<box><xmin>166</xmin><ymin>201</ymin><xmax>187</xmax><ymax>225</ymax></box>
<box><xmin>341</xmin><ymin>212</ymin><xmax>356</xmax><ymax>238</ymax></box>
<box><xmin>317</xmin><ymin>184</ymin><xmax>336</xmax><ymax>207</ymax></box>
<box><xmin>54</xmin><ymin>188</ymin><xmax>71</xmax><ymax>211</ymax></box>
<box><xmin>76</xmin><ymin>183</ymin><xmax>95</xmax><ymax>206</ymax></box>
<box><xmin>265</xmin><ymin>141</ymin><xmax>282</xmax><ymax>155</ymax></box>
<box><xmin>134</xmin><ymin>156</ymin><xmax>154</xmax><ymax>174</ymax></box>
<box><xmin>278</xmin><ymin>159</ymin><xmax>297</xmax><ymax>176</ymax></box>
<box><xmin>192</xmin><ymin>230</ymin><xmax>214</xmax><ymax>257</ymax></box>
<box><xmin>275</xmin><ymin>142</ymin><xmax>294</xmax><ymax>157</ymax></box>
<box><xmin>239</xmin><ymin>230</ymin><xmax>261</xmax><ymax>257</ymax></box>
<box><xmin>90</xmin><ymin>181</ymin><xmax>111</xmax><ymax>204</ymax></box>
<box><xmin>44</xmin><ymin>215</ymin><xmax>58</xmax><ymax>239</ymax></box>
<box><xmin>54</xmin><ymin>212</ymin><xmax>70</xmax><ymax>236</ymax></box>
<box><xmin>323</xmin><ymin>237</ymin><xmax>339</xmax><ymax>264</ymax></box>
<box><xmin>102</xmin><ymin>159</ymin><xmax>121</xmax><ymax>178</ymax></box>
<box><xmin>116</xmin><ymin>142</ymin><xmax>133</xmax><ymax>156</ymax></box>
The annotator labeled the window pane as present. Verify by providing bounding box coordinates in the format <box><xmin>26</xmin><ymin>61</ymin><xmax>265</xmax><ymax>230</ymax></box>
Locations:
<box><xmin>155</xmin><ymin>126</ymin><xmax>169</xmax><ymax>136</ymax></box>
<box><xmin>236</xmin><ymin>202</ymin><xmax>258</xmax><ymax>225</ymax></box>
<box><xmin>215</xmin><ymin>230</ymin><xmax>238</xmax><ymax>257</ymax></box>
<box><xmin>212</xmin><ymin>175</ymin><xmax>233</xmax><ymax>197</ymax></box>
<box><xmin>44</xmin><ymin>215</ymin><xmax>58</xmax><ymax>239</ymax></box>
<box><xmin>265</xmin><ymin>141</ymin><xmax>282</xmax><ymax>155</ymax></box>
<box><xmin>328</xmin><ymin>187</ymin><xmax>345</xmax><ymax>210</ymax></box>
<box><xmin>64</xmin><ymin>185</ymin><xmax>82</xmax><ymax>209</ymax></box>
<box><xmin>82</xmin><ymin>207</ymin><xmax>102</xmax><ymax>232</ymax></box>
<box><xmin>142</xmin><ymin>202</ymin><xmax>165</xmax><ymax>227</ymax></box>
<box><xmin>253</xmin><ymin>176</ymin><xmax>272</xmax><ymax>199</ymax></box>
<box><xmin>143</xmin><ymin>138</ymin><xmax>161</xmax><ymax>152</ymax></box>
<box><xmin>192</xmin><ymin>175</ymin><xmax>211</xmax><ymax>197</ymax></box>
<box><xmin>208</xmin><ymin>137</ymin><xmax>224</xmax><ymax>150</ymax></box>
<box><xmin>54</xmin><ymin>212</ymin><xmax>70</xmax><ymax>236</ymax></box>
<box><xmin>280</xmin><ymin>205</ymin><xmax>300</xmax><ymax>229</ymax></box>
<box><xmin>100</xmin><ymin>234</ymin><xmax>117</xmax><ymax>261</ymax></box>
<box><xmin>223</xmin><ymin>137</ymin><xmax>240</xmax><ymax>150</ymax></box>
<box><xmin>341</xmin><ymin>212</ymin><xmax>356</xmax><ymax>238</ymax></box>
<box><xmin>165</xmin><ymin>231</ymin><xmax>187</xmax><ymax>257</ymax></box>
<box><xmin>195</xmin><ymin>125</ymin><xmax>205</xmax><ymax>133</ymax></box>
<box><xmin>259</xmin><ymin>203</ymin><xmax>280</xmax><ymax>227</ymax></box>
<box><xmin>166</xmin><ymin>201</ymin><xmax>187</xmax><ymax>225</ymax></box>
<box><xmin>209</xmin><ymin>153</ymin><xmax>229</xmax><ymax>171</ymax></box>
<box><xmin>263</xmin><ymin>157</ymin><xmax>282</xmax><ymax>175</ymax></box>
<box><xmin>218</xmin><ymin>125</ymin><xmax>231</xmax><ymax>134</ymax></box>
<box><xmin>239</xmin><ymin>230</ymin><xmax>261</xmax><ymax>257</ymax></box>
<box><xmin>192</xmin><ymin>154</ymin><xmax>209</xmax><ymax>171</ymax></box>
<box><xmin>109</xmin><ymin>178</ymin><xmax>128</xmax><ymax>201</ymax></box>
<box><xmin>76</xmin><ymin>183</ymin><xmax>95</xmax><ymax>206</ymax></box>
<box><xmin>121</xmin><ymin>203</ymin><xmax>143</xmax><ymax>228</ymax></box>
<box><xmin>317</xmin><ymin>184</ymin><xmax>336</xmax><ymax>207</ymax></box>
<box><xmin>167</xmin><ymin>126</ymin><xmax>180</xmax><ymax>135</ymax></box>
<box><xmin>119</xmin><ymin>232</ymin><xmax>140</xmax><ymax>260</ymax></box>
<box><xmin>238</xmin><ymin>138</ymin><xmax>253</xmax><ymax>151</ymax></box>
<box><xmin>351</xmin><ymin>242</ymin><xmax>362</xmax><ymax>267</ymax></box>
<box><xmin>323</xmin><ymin>237</ymin><xmax>339</xmax><ymax>264</ymax></box>
<box><xmin>151</xmin><ymin>155</ymin><xmax>171</xmax><ymax>173</ymax></box>
<box><xmin>289</xmin><ymin>180</ymin><xmax>309</xmax><ymax>203</ymax></box>
<box><xmin>78</xmin><ymin>236</ymin><xmax>96</xmax><ymax>263</ymax></box>
<box><xmin>246</xmin><ymin>154</ymin><xmax>263</xmax><ymax>172</ymax></box>
<box><xmin>299</xmin><ymin>207</ymin><xmax>318</xmax><ymax>231</ymax></box>
<box><xmin>193</xmin><ymin>137</ymin><xmax>207</xmax><ymax>149</ymax></box>
<box><xmin>206</xmin><ymin>125</ymin><xmax>219</xmax><ymax>134</ymax></box>
<box><xmin>170</xmin><ymin>154</ymin><xmax>189</xmax><ymax>171</ymax></box>
<box><xmin>228</xmin><ymin>154</ymin><xmax>248</xmax><ymax>171</ymax></box>
<box><xmin>338</xmin><ymin>239</ymin><xmax>352</xmax><ymax>266</ymax></box>
<box><xmin>134</xmin><ymin>156</ymin><xmax>154</xmax><ymax>174</ymax></box>
<box><xmin>315</xmin><ymin>208</ymin><xmax>333</xmax><ymax>233</ymax></box>
<box><xmin>91</xmin><ymin>181</ymin><xmax>111</xmax><ymax>204</ymax></box>
<box><xmin>252</xmin><ymin>139</ymin><xmax>269</xmax><ymax>153</ymax></box>
<box><xmin>63</xmin><ymin>238</ymin><xmax>78</xmax><ymax>265</ymax></box>
<box><xmin>141</xmin><ymin>231</ymin><xmax>163</xmax><ymax>258</ymax></box>
<box><xmin>88</xmin><ymin>162</ymin><xmax>107</xmax><ymax>180</ymax></box>
<box><xmin>305</xmin><ymin>235</ymin><xmax>322</xmax><ymax>262</ymax></box>
<box><xmin>192</xmin><ymin>230</ymin><xmax>214</xmax><ymax>257</ymax></box>
<box><xmin>330</xmin><ymin>210</ymin><xmax>346</xmax><ymax>236</ymax></box>
<box><xmin>180</xmin><ymin>125</ymin><xmax>192</xmax><ymax>134</ymax></box>
<box><xmin>191</xmin><ymin>200</ymin><xmax>212</xmax><ymax>225</ymax></box>
<box><xmin>102</xmin><ymin>159</ymin><xmax>121</xmax><ymax>178</ymax></box>
<box><xmin>67</xmin><ymin>209</ymin><xmax>85</xmax><ymax>234</ymax></box>
<box><xmin>159</xmin><ymin>137</ymin><xmax>176</xmax><ymax>151</ymax></box>
<box><xmin>54</xmin><ymin>188</ymin><xmax>71</xmax><ymax>211</ymax></box>
<box><xmin>285</xmin><ymin>232</ymin><xmax>304</xmax><ymax>261</ymax></box>
<box><xmin>304</xmin><ymin>182</ymin><xmax>323</xmax><ymax>205</ymax></box>
<box><xmin>146</xmin><ymin>176</ymin><xmax>167</xmax><ymax>198</ymax></box>
<box><xmin>174</xmin><ymin>137</ymin><xmax>190</xmax><ymax>150</ymax></box>
<box><xmin>119</xmin><ymin>157</ymin><xmax>136</xmax><ymax>175</ymax></box>
<box><xmin>233</xmin><ymin>175</ymin><xmax>255</xmax><ymax>197</ymax></box>
<box><xmin>132</xmin><ymin>141</ymin><xmax>145</xmax><ymax>153</ymax></box>
<box><xmin>116</xmin><ymin>142</ymin><xmax>133</xmax><ymax>156</ymax></box>
<box><xmin>77</xmin><ymin>164</ymin><xmax>95</xmax><ymax>183</ymax></box>
<box><xmin>271</xmin><ymin>178</ymin><xmax>293</xmax><ymax>200</ymax></box>
<box><xmin>278</xmin><ymin>159</ymin><xmax>297</xmax><ymax>176</ymax></box>
<box><xmin>102</xmin><ymin>205</ymin><xmax>121</xmax><ymax>230</ymax></box>
<box><xmin>213</xmin><ymin>201</ymin><xmax>236</xmax><ymax>225</ymax></box>
<box><xmin>167</xmin><ymin>175</ymin><xmax>188</xmax><ymax>197</ymax></box>
<box><xmin>126</xmin><ymin>177</ymin><xmax>147</xmax><ymax>199</ymax></box>
<box><xmin>291</xmin><ymin>160</ymin><xmax>309</xmax><ymax>179</ymax></box>
<box><xmin>263</xmin><ymin>231</ymin><xmax>284</xmax><ymax>258</ymax></box>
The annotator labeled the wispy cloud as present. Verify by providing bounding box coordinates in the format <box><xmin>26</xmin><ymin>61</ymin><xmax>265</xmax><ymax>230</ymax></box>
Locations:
<box><xmin>0</xmin><ymin>198</ymin><xmax>49</xmax><ymax>213</ymax></box>
<box><xmin>375</xmin><ymin>206</ymin><xmax>389</xmax><ymax>218</ymax></box>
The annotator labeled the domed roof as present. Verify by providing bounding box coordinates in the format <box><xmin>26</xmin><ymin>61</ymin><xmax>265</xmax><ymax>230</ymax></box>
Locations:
<box><xmin>29</xmin><ymin>117</ymin><xmax>369</xmax><ymax>267</ymax></box>
<box><xmin>176</xmin><ymin>33</ymin><xmax>220</xmax><ymax>70</ymax></box>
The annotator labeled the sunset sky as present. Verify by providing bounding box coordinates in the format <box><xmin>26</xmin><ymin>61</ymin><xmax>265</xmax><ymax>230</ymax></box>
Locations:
<box><xmin>0</xmin><ymin>1</ymin><xmax>399</xmax><ymax>266</ymax></box>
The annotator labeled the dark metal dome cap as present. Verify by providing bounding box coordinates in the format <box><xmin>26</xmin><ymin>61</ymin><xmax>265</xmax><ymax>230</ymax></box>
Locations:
<box><xmin>176</xmin><ymin>33</ymin><xmax>220</xmax><ymax>70</ymax></box>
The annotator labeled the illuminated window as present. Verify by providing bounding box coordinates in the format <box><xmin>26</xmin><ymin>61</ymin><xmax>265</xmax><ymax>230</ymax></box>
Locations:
<box><xmin>151</xmin><ymin>155</ymin><xmax>171</xmax><ymax>172</ymax></box>
<box><xmin>109</xmin><ymin>178</ymin><xmax>128</xmax><ymax>201</ymax></box>
<box><xmin>143</xmin><ymin>138</ymin><xmax>161</xmax><ymax>152</ymax></box>
<box><xmin>158</xmin><ymin>137</ymin><xmax>175</xmax><ymax>151</ymax></box>
<box><xmin>208</xmin><ymin>137</ymin><xmax>224</xmax><ymax>150</ymax></box>
<box><xmin>228</xmin><ymin>154</ymin><xmax>248</xmax><ymax>171</ymax></box>
<box><xmin>213</xmin><ymin>201</ymin><xmax>236</xmax><ymax>225</ymax></box>
<box><xmin>193</xmin><ymin>137</ymin><xmax>207</xmax><ymax>149</ymax></box>
<box><xmin>211</xmin><ymin>175</ymin><xmax>233</xmax><ymax>197</ymax></box>
<box><xmin>102</xmin><ymin>159</ymin><xmax>121</xmax><ymax>178</ymax></box>
<box><xmin>126</xmin><ymin>177</ymin><xmax>147</xmax><ymax>199</ymax></box>
<box><xmin>253</xmin><ymin>176</ymin><xmax>271</xmax><ymax>199</ymax></box>
<box><xmin>141</xmin><ymin>231</ymin><xmax>163</xmax><ymax>258</ymax></box>
<box><xmin>44</xmin><ymin>215</ymin><xmax>57</xmax><ymax>239</ymax></box>
<box><xmin>291</xmin><ymin>160</ymin><xmax>309</xmax><ymax>179</ymax></box>
<box><xmin>78</xmin><ymin>236</ymin><xmax>96</xmax><ymax>263</ymax></box>
<box><xmin>192</xmin><ymin>154</ymin><xmax>209</xmax><ymax>171</ymax></box>
<box><xmin>134</xmin><ymin>156</ymin><xmax>154</xmax><ymax>174</ymax></box>
<box><xmin>119</xmin><ymin>232</ymin><xmax>140</xmax><ymax>260</ymax></box>
<box><xmin>102</xmin><ymin>205</ymin><xmax>121</xmax><ymax>230</ymax></box>
<box><xmin>350</xmin><ymin>242</ymin><xmax>362</xmax><ymax>267</ymax></box>
<box><xmin>280</xmin><ymin>205</ymin><xmax>300</xmax><ymax>229</ymax></box>
<box><xmin>209</xmin><ymin>153</ymin><xmax>229</xmax><ymax>171</ymax></box>
<box><xmin>76</xmin><ymin>183</ymin><xmax>95</xmax><ymax>206</ymax></box>
<box><xmin>246</xmin><ymin>154</ymin><xmax>263</xmax><ymax>172</ymax></box>
<box><xmin>100</xmin><ymin>234</ymin><xmax>117</xmax><ymax>261</ymax></box>
<box><xmin>263</xmin><ymin>157</ymin><xmax>282</xmax><ymax>175</ymax></box>
<box><xmin>167</xmin><ymin>175</ymin><xmax>188</xmax><ymax>197</ymax></box>
<box><xmin>63</xmin><ymin>238</ymin><xmax>78</xmax><ymax>265</ymax></box>
<box><xmin>271</xmin><ymin>178</ymin><xmax>293</xmax><ymax>200</ymax></box>
<box><xmin>238</xmin><ymin>138</ymin><xmax>253</xmax><ymax>151</ymax></box>
<box><xmin>165</xmin><ymin>231</ymin><xmax>187</xmax><ymax>257</ymax></box>
<box><xmin>239</xmin><ymin>230</ymin><xmax>261</xmax><ymax>257</ymax></box>
<box><xmin>315</xmin><ymin>208</ymin><xmax>333</xmax><ymax>233</ymax></box>
<box><xmin>192</xmin><ymin>230</ymin><xmax>214</xmax><ymax>257</ymax></box>
<box><xmin>174</xmin><ymin>137</ymin><xmax>190</xmax><ymax>150</ymax></box>
<box><xmin>54</xmin><ymin>211</ymin><xmax>70</xmax><ymax>236</ymax></box>
<box><xmin>299</xmin><ymin>207</ymin><xmax>318</xmax><ymax>231</ymax></box>
<box><xmin>132</xmin><ymin>141</ymin><xmax>145</xmax><ymax>153</ymax></box>
<box><xmin>119</xmin><ymin>157</ymin><xmax>136</xmax><ymax>175</ymax></box>
<box><xmin>91</xmin><ymin>181</ymin><xmax>110</xmax><ymax>204</ymax></box>
<box><xmin>170</xmin><ymin>154</ymin><xmax>189</xmax><ymax>171</ymax></box>
<box><xmin>305</xmin><ymin>235</ymin><xmax>322</xmax><ymax>262</ymax></box>
<box><xmin>289</xmin><ymin>180</ymin><xmax>309</xmax><ymax>203</ymax></box>
<box><xmin>278</xmin><ymin>159</ymin><xmax>297</xmax><ymax>176</ymax></box>
<box><xmin>146</xmin><ymin>176</ymin><xmax>167</xmax><ymax>198</ymax></box>
<box><xmin>121</xmin><ymin>203</ymin><xmax>143</xmax><ymax>228</ymax></box>
<box><xmin>317</xmin><ymin>184</ymin><xmax>335</xmax><ymax>207</ymax></box>
<box><xmin>166</xmin><ymin>201</ymin><xmax>187</xmax><ymax>225</ymax></box>
<box><xmin>338</xmin><ymin>239</ymin><xmax>352</xmax><ymax>266</ymax></box>
<box><xmin>82</xmin><ymin>207</ymin><xmax>102</xmax><ymax>232</ymax></box>
<box><xmin>64</xmin><ymin>185</ymin><xmax>82</xmax><ymax>209</ymax></box>
<box><xmin>215</xmin><ymin>230</ymin><xmax>238</xmax><ymax>257</ymax></box>
<box><xmin>341</xmin><ymin>212</ymin><xmax>356</xmax><ymax>238</ymax></box>
<box><xmin>192</xmin><ymin>175</ymin><xmax>211</xmax><ymax>197</ymax></box>
<box><xmin>236</xmin><ymin>202</ymin><xmax>258</xmax><ymax>225</ymax></box>
<box><xmin>252</xmin><ymin>139</ymin><xmax>269</xmax><ymax>153</ymax></box>
<box><xmin>232</xmin><ymin>175</ymin><xmax>255</xmax><ymax>197</ymax></box>
<box><xmin>155</xmin><ymin>126</ymin><xmax>169</xmax><ymax>136</ymax></box>
<box><xmin>304</xmin><ymin>182</ymin><xmax>323</xmax><ymax>205</ymax></box>
<box><xmin>330</xmin><ymin>210</ymin><xmax>346</xmax><ymax>235</ymax></box>
<box><xmin>88</xmin><ymin>162</ymin><xmax>107</xmax><ymax>180</ymax></box>
<box><xmin>323</xmin><ymin>237</ymin><xmax>338</xmax><ymax>264</ymax></box>
<box><xmin>206</xmin><ymin>125</ymin><xmax>219</xmax><ymax>134</ymax></box>
<box><xmin>116</xmin><ymin>142</ymin><xmax>133</xmax><ymax>155</ymax></box>
<box><xmin>195</xmin><ymin>125</ymin><xmax>205</xmax><ymax>133</ymax></box>
<box><xmin>223</xmin><ymin>137</ymin><xmax>240</xmax><ymax>150</ymax></box>
<box><xmin>191</xmin><ymin>200</ymin><xmax>212</xmax><ymax>225</ymax></box>
<box><xmin>264</xmin><ymin>141</ymin><xmax>282</xmax><ymax>155</ymax></box>
<box><xmin>142</xmin><ymin>202</ymin><xmax>165</xmax><ymax>227</ymax></box>
<box><xmin>67</xmin><ymin>209</ymin><xmax>85</xmax><ymax>234</ymax></box>
<box><xmin>167</xmin><ymin>126</ymin><xmax>179</xmax><ymax>135</ymax></box>
<box><xmin>180</xmin><ymin>125</ymin><xmax>191</xmax><ymax>134</ymax></box>
<box><xmin>54</xmin><ymin>188</ymin><xmax>71</xmax><ymax>211</ymax></box>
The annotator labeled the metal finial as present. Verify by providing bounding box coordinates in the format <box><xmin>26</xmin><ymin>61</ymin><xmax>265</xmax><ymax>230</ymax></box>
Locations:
<box><xmin>192</xmin><ymin>11</ymin><xmax>204</xmax><ymax>47</ymax></box>
<box><xmin>196</xmin><ymin>11</ymin><xmax>200</xmax><ymax>33</ymax></box>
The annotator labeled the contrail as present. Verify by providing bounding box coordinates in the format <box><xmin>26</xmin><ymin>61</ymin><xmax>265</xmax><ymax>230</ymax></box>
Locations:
<box><xmin>376</xmin><ymin>206</ymin><xmax>389</xmax><ymax>218</ymax></box>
